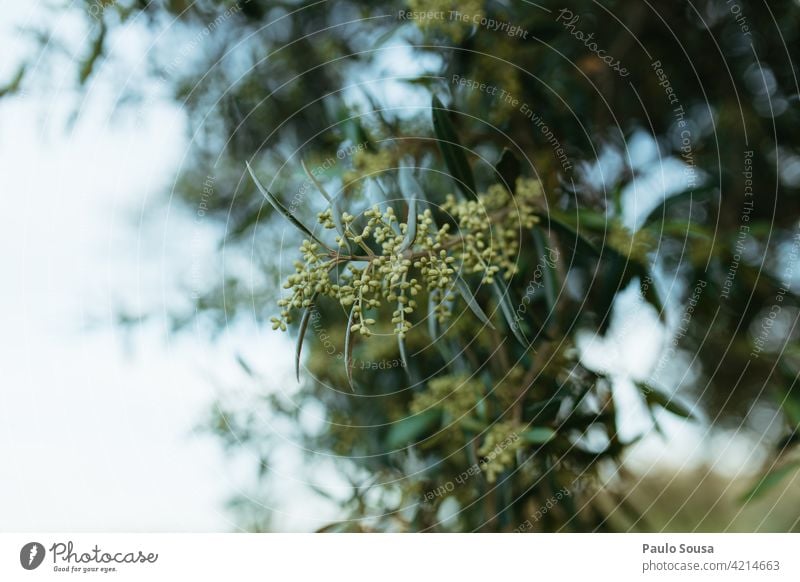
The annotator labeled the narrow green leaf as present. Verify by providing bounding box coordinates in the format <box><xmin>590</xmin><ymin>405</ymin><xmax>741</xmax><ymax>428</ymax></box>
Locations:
<box><xmin>458</xmin><ymin>416</ymin><xmax>487</xmax><ymax>432</ymax></box>
<box><xmin>431</xmin><ymin>96</ymin><xmax>477</xmax><ymax>199</ymax></box>
<box><xmin>301</xmin><ymin>159</ymin><xmax>332</xmax><ymax>203</ymax></box>
<box><xmin>295</xmin><ymin>294</ymin><xmax>318</xmax><ymax>382</ymax></box>
<box><xmin>398</xmin><ymin>166</ymin><xmax>428</xmax><ymax>202</ymax></box>
<box><xmin>397</xmin><ymin>273</ymin><xmax>410</xmax><ymax>371</ymax></box>
<box><xmin>427</xmin><ymin>290</ymin><xmax>440</xmax><ymax>341</ymax></box>
<box><xmin>643</xmin><ymin>384</ymin><xmax>698</xmax><ymax>420</ymax></box>
<box><xmin>344</xmin><ymin>304</ymin><xmax>357</xmax><ymax>391</ymax></box>
<box><xmin>625</xmin><ymin>260</ymin><xmax>664</xmax><ymax>322</ymax></box>
<box><xmin>532</xmin><ymin>227</ymin><xmax>559</xmax><ymax>316</ymax></box>
<box><xmin>493</xmin><ymin>148</ymin><xmax>521</xmax><ymax>194</ymax></box>
<box><xmin>398</xmin><ymin>332</ymin><xmax>409</xmax><ymax>371</ymax></box>
<box><xmin>641</xmin><ymin>184</ymin><xmax>716</xmax><ymax>228</ymax></box>
<box><xmin>386</xmin><ymin>409</ymin><xmax>442</xmax><ymax>449</ymax></box>
<box><xmin>535</xmin><ymin>210</ymin><xmax>601</xmax><ymax>258</ymax></box>
<box><xmin>398</xmin><ymin>195</ymin><xmax>417</xmax><ymax>253</ymax></box>
<box><xmin>492</xmin><ymin>279</ymin><xmax>529</xmax><ymax>347</ymax></box>
<box><xmin>522</xmin><ymin>427</ymin><xmax>556</xmax><ymax>444</ymax></box>
<box><xmin>741</xmin><ymin>461</ymin><xmax>800</xmax><ymax>503</ymax></box>
<box><xmin>454</xmin><ymin>275</ymin><xmax>494</xmax><ymax>329</ymax></box>
<box><xmin>246</xmin><ymin>162</ymin><xmax>327</xmax><ymax>248</ymax></box>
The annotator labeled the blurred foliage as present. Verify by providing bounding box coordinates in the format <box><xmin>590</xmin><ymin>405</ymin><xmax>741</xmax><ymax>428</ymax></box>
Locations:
<box><xmin>15</xmin><ymin>0</ymin><xmax>800</xmax><ymax>530</ymax></box>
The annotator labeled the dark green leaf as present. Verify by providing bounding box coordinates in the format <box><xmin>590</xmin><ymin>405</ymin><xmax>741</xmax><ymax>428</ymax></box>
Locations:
<box><xmin>536</xmin><ymin>210</ymin><xmax>601</xmax><ymax>258</ymax></box>
<box><xmin>494</xmin><ymin>148</ymin><xmax>520</xmax><ymax>194</ymax></box>
<box><xmin>641</xmin><ymin>184</ymin><xmax>716</xmax><ymax>228</ymax></box>
<box><xmin>532</xmin><ymin>226</ymin><xmax>559</xmax><ymax>318</ymax></box>
<box><xmin>643</xmin><ymin>384</ymin><xmax>698</xmax><ymax>420</ymax></box>
<box><xmin>431</xmin><ymin>96</ymin><xmax>476</xmax><ymax>199</ymax></box>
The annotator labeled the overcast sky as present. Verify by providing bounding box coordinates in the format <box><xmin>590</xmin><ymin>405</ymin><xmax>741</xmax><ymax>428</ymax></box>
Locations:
<box><xmin>0</xmin><ymin>2</ymin><xmax>334</xmax><ymax>531</ymax></box>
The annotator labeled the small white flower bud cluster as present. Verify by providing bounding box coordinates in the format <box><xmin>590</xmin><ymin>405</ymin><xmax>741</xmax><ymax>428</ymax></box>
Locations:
<box><xmin>271</xmin><ymin>177</ymin><xmax>544</xmax><ymax>338</ymax></box>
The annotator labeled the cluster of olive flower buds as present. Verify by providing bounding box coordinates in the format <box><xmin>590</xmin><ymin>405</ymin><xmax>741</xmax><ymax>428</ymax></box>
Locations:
<box><xmin>271</xmin><ymin>177</ymin><xmax>543</xmax><ymax>339</ymax></box>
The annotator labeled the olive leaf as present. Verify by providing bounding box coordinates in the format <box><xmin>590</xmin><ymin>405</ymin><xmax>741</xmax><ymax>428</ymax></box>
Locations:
<box><xmin>532</xmin><ymin>226</ymin><xmax>559</xmax><ymax>318</ymax></box>
<box><xmin>494</xmin><ymin>147</ymin><xmax>521</xmax><ymax>194</ymax></box>
<box><xmin>454</xmin><ymin>275</ymin><xmax>494</xmax><ymax>329</ymax></box>
<box><xmin>344</xmin><ymin>304</ymin><xmax>357</xmax><ymax>391</ymax></box>
<box><xmin>741</xmin><ymin>460</ymin><xmax>800</xmax><ymax>503</ymax></box>
<box><xmin>386</xmin><ymin>409</ymin><xmax>442</xmax><ymax>449</ymax></box>
<box><xmin>295</xmin><ymin>294</ymin><xmax>318</xmax><ymax>382</ymax></box>
<box><xmin>491</xmin><ymin>279</ymin><xmax>530</xmax><ymax>347</ymax></box>
<box><xmin>427</xmin><ymin>290</ymin><xmax>440</xmax><ymax>341</ymax></box>
<box><xmin>246</xmin><ymin>162</ymin><xmax>328</xmax><ymax>248</ymax></box>
<box><xmin>301</xmin><ymin>159</ymin><xmax>333</xmax><ymax>203</ymax></box>
<box><xmin>641</xmin><ymin>184</ymin><xmax>716</xmax><ymax>227</ymax></box>
<box><xmin>535</xmin><ymin>209</ymin><xmax>601</xmax><ymax>258</ymax></box>
<box><xmin>398</xmin><ymin>195</ymin><xmax>417</xmax><ymax>253</ymax></box>
<box><xmin>522</xmin><ymin>427</ymin><xmax>556</xmax><ymax>444</ymax></box>
<box><xmin>642</xmin><ymin>383</ymin><xmax>698</xmax><ymax>420</ymax></box>
<box><xmin>431</xmin><ymin>95</ymin><xmax>477</xmax><ymax>199</ymax></box>
<box><xmin>302</xmin><ymin>159</ymin><xmax>350</xmax><ymax>253</ymax></box>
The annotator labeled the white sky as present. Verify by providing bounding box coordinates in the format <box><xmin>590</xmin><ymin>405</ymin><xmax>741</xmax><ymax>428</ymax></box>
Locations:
<box><xmin>0</xmin><ymin>2</ymin><xmax>341</xmax><ymax>532</ymax></box>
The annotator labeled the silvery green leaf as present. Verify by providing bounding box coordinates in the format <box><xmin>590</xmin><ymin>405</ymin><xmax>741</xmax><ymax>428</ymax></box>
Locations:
<box><xmin>398</xmin><ymin>195</ymin><xmax>417</xmax><ymax>253</ymax></box>
<box><xmin>301</xmin><ymin>159</ymin><xmax>333</xmax><ymax>203</ymax></box>
<box><xmin>295</xmin><ymin>294</ymin><xmax>318</xmax><ymax>382</ymax></box>
<box><xmin>454</xmin><ymin>275</ymin><xmax>494</xmax><ymax>329</ymax></box>
<box><xmin>246</xmin><ymin>162</ymin><xmax>327</xmax><ymax>247</ymax></box>
<box><xmin>301</xmin><ymin>158</ymin><xmax>349</xmax><ymax>252</ymax></box>
<box><xmin>492</xmin><ymin>279</ymin><xmax>529</xmax><ymax>347</ymax></box>
<box><xmin>344</xmin><ymin>304</ymin><xmax>357</xmax><ymax>391</ymax></box>
<box><xmin>398</xmin><ymin>333</ymin><xmax>409</xmax><ymax>372</ymax></box>
<box><xmin>427</xmin><ymin>290</ymin><xmax>439</xmax><ymax>341</ymax></box>
<box><xmin>398</xmin><ymin>165</ymin><xmax>427</xmax><ymax>202</ymax></box>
